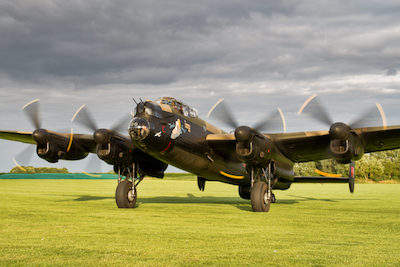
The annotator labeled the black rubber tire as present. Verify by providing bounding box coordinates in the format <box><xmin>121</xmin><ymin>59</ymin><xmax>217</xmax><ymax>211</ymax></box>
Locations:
<box><xmin>251</xmin><ymin>181</ymin><xmax>271</xmax><ymax>212</ymax></box>
<box><xmin>115</xmin><ymin>180</ymin><xmax>137</xmax><ymax>208</ymax></box>
<box><xmin>238</xmin><ymin>185</ymin><xmax>251</xmax><ymax>199</ymax></box>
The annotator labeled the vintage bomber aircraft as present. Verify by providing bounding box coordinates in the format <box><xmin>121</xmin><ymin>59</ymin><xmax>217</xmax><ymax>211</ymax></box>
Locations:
<box><xmin>1</xmin><ymin>96</ymin><xmax>400</xmax><ymax>212</ymax></box>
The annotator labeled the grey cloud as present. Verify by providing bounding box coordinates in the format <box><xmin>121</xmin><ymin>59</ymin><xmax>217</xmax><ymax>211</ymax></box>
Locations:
<box><xmin>1</xmin><ymin>0</ymin><xmax>400</xmax><ymax>87</ymax></box>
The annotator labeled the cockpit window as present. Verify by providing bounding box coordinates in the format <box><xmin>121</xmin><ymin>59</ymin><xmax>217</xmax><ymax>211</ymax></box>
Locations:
<box><xmin>157</xmin><ymin>97</ymin><xmax>198</xmax><ymax>118</ymax></box>
<box><xmin>189</xmin><ymin>108</ymin><xmax>198</xmax><ymax>118</ymax></box>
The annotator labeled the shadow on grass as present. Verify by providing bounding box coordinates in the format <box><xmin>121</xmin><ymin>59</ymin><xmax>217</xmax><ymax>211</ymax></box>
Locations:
<box><xmin>278</xmin><ymin>195</ymin><xmax>378</xmax><ymax>205</ymax></box>
<box><xmin>73</xmin><ymin>195</ymin><xmax>114</xmax><ymax>201</ymax></box>
<box><xmin>139</xmin><ymin>194</ymin><xmax>248</xmax><ymax>204</ymax></box>
<box><xmin>138</xmin><ymin>194</ymin><xmax>254</xmax><ymax>211</ymax></box>
<box><xmin>59</xmin><ymin>193</ymin><xmax>377</xmax><ymax>212</ymax></box>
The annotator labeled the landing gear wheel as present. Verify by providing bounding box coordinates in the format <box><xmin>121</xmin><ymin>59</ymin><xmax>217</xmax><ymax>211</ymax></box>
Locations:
<box><xmin>115</xmin><ymin>180</ymin><xmax>137</xmax><ymax>208</ymax></box>
<box><xmin>251</xmin><ymin>181</ymin><xmax>271</xmax><ymax>212</ymax></box>
<box><xmin>238</xmin><ymin>185</ymin><xmax>251</xmax><ymax>199</ymax></box>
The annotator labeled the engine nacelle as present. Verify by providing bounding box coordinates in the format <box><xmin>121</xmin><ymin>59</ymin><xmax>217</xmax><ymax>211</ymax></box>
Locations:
<box><xmin>235</xmin><ymin>126</ymin><xmax>272</xmax><ymax>167</ymax></box>
<box><xmin>328</xmin><ymin>123</ymin><xmax>364</xmax><ymax>164</ymax></box>
<box><xmin>33</xmin><ymin>129</ymin><xmax>89</xmax><ymax>163</ymax></box>
<box><xmin>89</xmin><ymin>128</ymin><xmax>168</xmax><ymax>178</ymax></box>
<box><xmin>112</xmin><ymin>148</ymin><xmax>168</xmax><ymax>178</ymax></box>
<box><xmin>271</xmin><ymin>161</ymin><xmax>294</xmax><ymax>181</ymax></box>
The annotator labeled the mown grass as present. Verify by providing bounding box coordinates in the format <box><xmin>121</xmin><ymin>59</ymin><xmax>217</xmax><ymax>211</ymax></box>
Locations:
<box><xmin>0</xmin><ymin>175</ymin><xmax>399</xmax><ymax>266</ymax></box>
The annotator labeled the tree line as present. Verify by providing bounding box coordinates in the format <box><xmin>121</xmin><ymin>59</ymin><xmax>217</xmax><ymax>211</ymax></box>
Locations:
<box><xmin>10</xmin><ymin>166</ymin><xmax>69</xmax><ymax>174</ymax></box>
<box><xmin>294</xmin><ymin>149</ymin><xmax>400</xmax><ymax>182</ymax></box>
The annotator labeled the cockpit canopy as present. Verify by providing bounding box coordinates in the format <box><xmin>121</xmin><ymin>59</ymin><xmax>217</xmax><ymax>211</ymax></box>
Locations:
<box><xmin>156</xmin><ymin>97</ymin><xmax>198</xmax><ymax>118</ymax></box>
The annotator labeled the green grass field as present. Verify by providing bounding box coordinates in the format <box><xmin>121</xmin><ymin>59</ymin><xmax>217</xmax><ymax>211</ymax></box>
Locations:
<box><xmin>0</xmin><ymin>175</ymin><xmax>399</xmax><ymax>266</ymax></box>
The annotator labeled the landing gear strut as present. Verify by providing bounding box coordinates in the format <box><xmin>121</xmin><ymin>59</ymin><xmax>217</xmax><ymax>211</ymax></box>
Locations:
<box><xmin>250</xmin><ymin>163</ymin><xmax>275</xmax><ymax>212</ymax></box>
<box><xmin>115</xmin><ymin>163</ymin><xmax>144</xmax><ymax>208</ymax></box>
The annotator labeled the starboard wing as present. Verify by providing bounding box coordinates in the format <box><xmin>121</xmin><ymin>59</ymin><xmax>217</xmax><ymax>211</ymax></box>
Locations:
<box><xmin>206</xmin><ymin>125</ymin><xmax>400</xmax><ymax>163</ymax></box>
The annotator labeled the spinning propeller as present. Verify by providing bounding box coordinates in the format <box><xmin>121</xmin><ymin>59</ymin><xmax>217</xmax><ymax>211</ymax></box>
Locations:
<box><xmin>207</xmin><ymin>98</ymin><xmax>286</xmax><ymax>168</ymax></box>
<box><xmin>71</xmin><ymin>105</ymin><xmax>131</xmax><ymax>173</ymax></box>
<box><xmin>207</xmin><ymin>98</ymin><xmax>286</xmax><ymax>134</ymax></box>
<box><xmin>72</xmin><ymin>104</ymin><xmax>131</xmax><ymax>143</ymax></box>
<box><xmin>298</xmin><ymin>94</ymin><xmax>387</xmax><ymax>193</ymax></box>
<box><xmin>13</xmin><ymin>99</ymin><xmax>74</xmax><ymax>168</ymax></box>
<box><xmin>298</xmin><ymin>94</ymin><xmax>387</xmax><ymax>141</ymax></box>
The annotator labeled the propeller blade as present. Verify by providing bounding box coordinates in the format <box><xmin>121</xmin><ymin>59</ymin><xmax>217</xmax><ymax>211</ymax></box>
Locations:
<box><xmin>71</xmin><ymin>104</ymin><xmax>98</xmax><ymax>132</ymax></box>
<box><xmin>254</xmin><ymin>108</ymin><xmax>286</xmax><ymax>133</ymax></box>
<box><xmin>22</xmin><ymin>99</ymin><xmax>41</xmax><ymax>129</ymax></box>
<box><xmin>110</xmin><ymin>114</ymin><xmax>132</xmax><ymax>133</ymax></box>
<box><xmin>298</xmin><ymin>94</ymin><xmax>333</xmax><ymax>126</ymax></box>
<box><xmin>13</xmin><ymin>145</ymin><xmax>35</xmax><ymax>168</ymax></box>
<box><xmin>84</xmin><ymin>154</ymin><xmax>102</xmax><ymax>175</ymax></box>
<box><xmin>207</xmin><ymin>98</ymin><xmax>238</xmax><ymax>129</ymax></box>
<box><xmin>350</xmin><ymin>103</ymin><xmax>387</xmax><ymax>129</ymax></box>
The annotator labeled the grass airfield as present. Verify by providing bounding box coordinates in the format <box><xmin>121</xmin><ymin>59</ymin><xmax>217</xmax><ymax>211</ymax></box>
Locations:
<box><xmin>0</xmin><ymin>174</ymin><xmax>399</xmax><ymax>266</ymax></box>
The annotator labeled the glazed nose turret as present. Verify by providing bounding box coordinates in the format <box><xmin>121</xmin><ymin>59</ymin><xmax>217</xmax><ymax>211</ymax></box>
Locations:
<box><xmin>129</xmin><ymin>117</ymin><xmax>150</xmax><ymax>141</ymax></box>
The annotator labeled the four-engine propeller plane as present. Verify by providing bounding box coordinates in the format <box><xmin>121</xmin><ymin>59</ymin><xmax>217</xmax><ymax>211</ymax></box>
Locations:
<box><xmin>1</xmin><ymin>96</ymin><xmax>400</xmax><ymax>212</ymax></box>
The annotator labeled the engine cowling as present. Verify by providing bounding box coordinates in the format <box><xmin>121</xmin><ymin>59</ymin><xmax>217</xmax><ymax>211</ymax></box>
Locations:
<box><xmin>234</xmin><ymin>126</ymin><xmax>272</xmax><ymax>167</ymax></box>
<box><xmin>92</xmin><ymin>129</ymin><xmax>168</xmax><ymax>178</ymax></box>
<box><xmin>33</xmin><ymin>129</ymin><xmax>88</xmax><ymax>163</ymax></box>
<box><xmin>328</xmin><ymin>123</ymin><xmax>364</xmax><ymax>164</ymax></box>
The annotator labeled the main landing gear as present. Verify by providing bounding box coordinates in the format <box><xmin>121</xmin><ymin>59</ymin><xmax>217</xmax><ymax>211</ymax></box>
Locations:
<box><xmin>249</xmin><ymin>164</ymin><xmax>276</xmax><ymax>212</ymax></box>
<box><xmin>115</xmin><ymin>164</ymin><xmax>144</xmax><ymax>208</ymax></box>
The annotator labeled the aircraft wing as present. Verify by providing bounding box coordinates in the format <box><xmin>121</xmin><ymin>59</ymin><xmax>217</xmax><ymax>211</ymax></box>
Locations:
<box><xmin>0</xmin><ymin>131</ymin><xmax>35</xmax><ymax>144</ymax></box>
<box><xmin>270</xmin><ymin>131</ymin><xmax>331</xmax><ymax>162</ymax></box>
<box><xmin>206</xmin><ymin>125</ymin><xmax>400</xmax><ymax>163</ymax></box>
<box><xmin>272</xmin><ymin>125</ymin><xmax>400</xmax><ymax>162</ymax></box>
<box><xmin>0</xmin><ymin>130</ymin><xmax>97</xmax><ymax>153</ymax></box>
<box><xmin>205</xmin><ymin>133</ymin><xmax>238</xmax><ymax>161</ymax></box>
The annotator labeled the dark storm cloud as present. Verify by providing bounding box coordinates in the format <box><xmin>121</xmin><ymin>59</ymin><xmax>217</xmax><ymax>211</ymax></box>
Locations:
<box><xmin>1</xmin><ymin>0</ymin><xmax>399</xmax><ymax>87</ymax></box>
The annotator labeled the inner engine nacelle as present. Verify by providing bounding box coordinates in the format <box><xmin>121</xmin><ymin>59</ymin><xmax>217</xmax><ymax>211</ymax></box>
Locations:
<box><xmin>96</xmin><ymin>141</ymin><xmax>133</xmax><ymax>166</ymax></box>
<box><xmin>235</xmin><ymin>126</ymin><xmax>272</xmax><ymax>167</ymax></box>
<box><xmin>329</xmin><ymin>123</ymin><xmax>364</xmax><ymax>164</ymax></box>
<box><xmin>270</xmin><ymin>161</ymin><xmax>294</xmax><ymax>190</ymax></box>
<box><xmin>112</xmin><ymin>148</ymin><xmax>168</xmax><ymax>178</ymax></box>
<box><xmin>93</xmin><ymin>129</ymin><xmax>168</xmax><ymax>178</ymax></box>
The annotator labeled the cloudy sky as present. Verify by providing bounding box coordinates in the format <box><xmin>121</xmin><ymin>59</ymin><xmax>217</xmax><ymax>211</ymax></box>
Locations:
<box><xmin>1</xmin><ymin>0</ymin><xmax>400</xmax><ymax>172</ymax></box>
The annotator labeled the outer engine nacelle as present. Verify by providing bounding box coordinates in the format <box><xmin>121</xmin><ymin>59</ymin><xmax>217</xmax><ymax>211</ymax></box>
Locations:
<box><xmin>33</xmin><ymin>129</ymin><xmax>88</xmax><ymax>163</ymax></box>
<box><xmin>234</xmin><ymin>126</ymin><xmax>272</xmax><ymax>167</ymax></box>
<box><xmin>329</xmin><ymin>122</ymin><xmax>364</xmax><ymax>164</ymax></box>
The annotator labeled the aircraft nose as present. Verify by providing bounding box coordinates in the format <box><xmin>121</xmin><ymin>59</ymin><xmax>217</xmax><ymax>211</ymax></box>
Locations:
<box><xmin>129</xmin><ymin>117</ymin><xmax>151</xmax><ymax>141</ymax></box>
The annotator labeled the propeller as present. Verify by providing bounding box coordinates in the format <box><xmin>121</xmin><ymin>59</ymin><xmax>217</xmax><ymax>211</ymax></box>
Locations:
<box><xmin>12</xmin><ymin>99</ymin><xmax>77</xmax><ymax>169</ymax></box>
<box><xmin>71</xmin><ymin>104</ymin><xmax>131</xmax><ymax>173</ymax></box>
<box><xmin>72</xmin><ymin>104</ymin><xmax>131</xmax><ymax>143</ymax></box>
<box><xmin>298</xmin><ymin>94</ymin><xmax>387</xmax><ymax>194</ymax></box>
<box><xmin>12</xmin><ymin>145</ymin><xmax>35</xmax><ymax>170</ymax></box>
<box><xmin>22</xmin><ymin>99</ymin><xmax>51</xmax><ymax>144</ymax></box>
<box><xmin>207</xmin><ymin>98</ymin><xmax>283</xmax><ymax>169</ymax></box>
<box><xmin>82</xmin><ymin>153</ymin><xmax>103</xmax><ymax>177</ymax></box>
<box><xmin>298</xmin><ymin>94</ymin><xmax>387</xmax><ymax>130</ymax></box>
<box><xmin>22</xmin><ymin>99</ymin><xmax>42</xmax><ymax>129</ymax></box>
<box><xmin>12</xmin><ymin>99</ymin><xmax>47</xmax><ymax>168</ymax></box>
<box><xmin>207</xmin><ymin>98</ymin><xmax>286</xmax><ymax>134</ymax></box>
